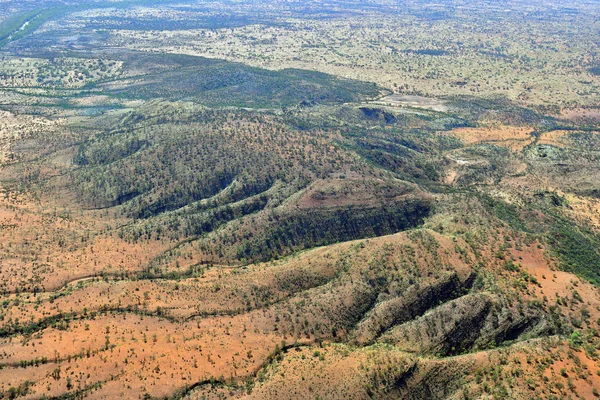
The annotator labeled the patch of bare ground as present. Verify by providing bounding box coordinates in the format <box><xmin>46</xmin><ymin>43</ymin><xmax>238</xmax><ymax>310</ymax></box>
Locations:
<box><xmin>0</xmin><ymin>313</ymin><xmax>281</xmax><ymax>399</ymax></box>
<box><xmin>370</xmin><ymin>94</ymin><xmax>448</xmax><ymax>112</ymax></box>
<box><xmin>447</xmin><ymin>125</ymin><xmax>535</xmax><ymax>151</ymax></box>
<box><xmin>560</xmin><ymin>108</ymin><xmax>600</xmax><ymax>124</ymax></box>
<box><xmin>0</xmin><ymin>184</ymin><xmax>169</xmax><ymax>294</ymax></box>
<box><xmin>562</xmin><ymin>192</ymin><xmax>600</xmax><ymax>229</ymax></box>
<box><xmin>537</xmin><ymin>130</ymin><xmax>572</xmax><ymax>148</ymax></box>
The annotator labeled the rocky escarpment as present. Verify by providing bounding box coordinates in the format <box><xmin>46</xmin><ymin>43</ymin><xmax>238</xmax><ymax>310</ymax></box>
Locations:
<box><xmin>378</xmin><ymin>292</ymin><xmax>553</xmax><ymax>356</ymax></box>
<box><xmin>351</xmin><ymin>272</ymin><xmax>475</xmax><ymax>345</ymax></box>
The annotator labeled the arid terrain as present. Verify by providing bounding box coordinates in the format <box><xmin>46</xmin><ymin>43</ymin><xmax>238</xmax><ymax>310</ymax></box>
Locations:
<box><xmin>0</xmin><ymin>0</ymin><xmax>600</xmax><ymax>399</ymax></box>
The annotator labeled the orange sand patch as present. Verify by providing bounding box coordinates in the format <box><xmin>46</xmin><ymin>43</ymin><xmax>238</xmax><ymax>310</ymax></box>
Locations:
<box><xmin>448</xmin><ymin>126</ymin><xmax>535</xmax><ymax>151</ymax></box>
<box><xmin>537</xmin><ymin>130</ymin><xmax>571</xmax><ymax>147</ymax></box>
<box><xmin>512</xmin><ymin>243</ymin><xmax>600</xmax><ymax>330</ymax></box>
<box><xmin>0</xmin><ymin>313</ymin><xmax>282</xmax><ymax>399</ymax></box>
<box><xmin>564</xmin><ymin>193</ymin><xmax>600</xmax><ymax>228</ymax></box>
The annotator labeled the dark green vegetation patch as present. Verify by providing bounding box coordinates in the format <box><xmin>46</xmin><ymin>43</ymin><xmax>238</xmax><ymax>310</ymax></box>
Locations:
<box><xmin>98</xmin><ymin>53</ymin><xmax>380</xmax><ymax>108</ymax></box>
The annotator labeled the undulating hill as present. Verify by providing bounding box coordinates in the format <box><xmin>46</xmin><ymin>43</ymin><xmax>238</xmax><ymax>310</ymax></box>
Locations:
<box><xmin>0</xmin><ymin>0</ymin><xmax>600</xmax><ymax>399</ymax></box>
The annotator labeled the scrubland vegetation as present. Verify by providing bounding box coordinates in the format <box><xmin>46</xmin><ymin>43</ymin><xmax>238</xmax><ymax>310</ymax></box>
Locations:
<box><xmin>0</xmin><ymin>0</ymin><xmax>600</xmax><ymax>398</ymax></box>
